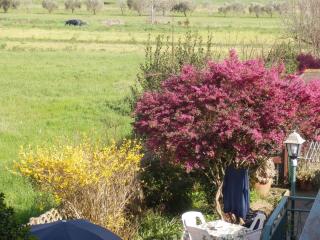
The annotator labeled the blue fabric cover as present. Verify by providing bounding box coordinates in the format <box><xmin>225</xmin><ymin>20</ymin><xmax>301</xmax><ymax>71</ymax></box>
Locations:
<box><xmin>222</xmin><ymin>166</ymin><xmax>250</xmax><ymax>219</ymax></box>
<box><xmin>31</xmin><ymin>219</ymin><xmax>122</xmax><ymax>240</ymax></box>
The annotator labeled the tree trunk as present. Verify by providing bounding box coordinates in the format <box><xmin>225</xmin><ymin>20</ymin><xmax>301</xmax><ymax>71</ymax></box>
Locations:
<box><xmin>215</xmin><ymin>181</ymin><xmax>224</xmax><ymax>220</ymax></box>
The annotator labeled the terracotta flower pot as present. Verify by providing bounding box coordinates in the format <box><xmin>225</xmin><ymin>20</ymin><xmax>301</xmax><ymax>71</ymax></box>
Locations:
<box><xmin>298</xmin><ymin>180</ymin><xmax>313</xmax><ymax>191</ymax></box>
<box><xmin>254</xmin><ymin>179</ymin><xmax>272</xmax><ymax>197</ymax></box>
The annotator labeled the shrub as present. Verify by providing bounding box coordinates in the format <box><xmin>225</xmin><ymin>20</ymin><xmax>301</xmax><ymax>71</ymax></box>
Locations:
<box><xmin>16</xmin><ymin>139</ymin><xmax>143</xmax><ymax>239</ymax></box>
<box><xmin>64</xmin><ymin>0</ymin><xmax>81</xmax><ymax>13</ymax></box>
<box><xmin>135</xmin><ymin>211</ymin><xmax>182</xmax><ymax>240</ymax></box>
<box><xmin>0</xmin><ymin>193</ymin><xmax>34</xmax><ymax>240</ymax></box>
<box><xmin>297</xmin><ymin>161</ymin><xmax>320</xmax><ymax>188</ymax></box>
<box><xmin>42</xmin><ymin>0</ymin><xmax>58</xmax><ymax>13</ymax></box>
<box><xmin>296</xmin><ymin>53</ymin><xmax>320</xmax><ymax>72</ymax></box>
<box><xmin>85</xmin><ymin>0</ymin><xmax>103</xmax><ymax>14</ymax></box>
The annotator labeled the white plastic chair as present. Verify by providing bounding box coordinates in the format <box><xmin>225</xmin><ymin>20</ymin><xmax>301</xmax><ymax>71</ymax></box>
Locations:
<box><xmin>185</xmin><ymin>226</ymin><xmax>212</xmax><ymax>240</ymax></box>
<box><xmin>181</xmin><ymin>211</ymin><xmax>206</xmax><ymax>230</ymax></box>
<box><xmin>245</xmin><ymin>229</ymin><xmax>262</xmax><ymax>240</ymax></box>
<box><xmin>249</xmin><ymin>213</ymin><xmax>266</xmax><ymax>231</ymax></box>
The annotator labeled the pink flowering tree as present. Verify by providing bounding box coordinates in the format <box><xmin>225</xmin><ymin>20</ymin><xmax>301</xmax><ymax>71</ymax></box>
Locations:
<box><xmin>134</xmin><ymin>50</ymin><xmax>320</xmax><ymax>217</ymax></box>
<box><xmin>295</xmin><ymin>79</ymin><xmax>320</xmax><ymax>141</ymax></box>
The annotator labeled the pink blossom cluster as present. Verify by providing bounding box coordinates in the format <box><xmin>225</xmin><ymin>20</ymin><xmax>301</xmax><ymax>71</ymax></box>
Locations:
<box><xmin>297</xmin><ymin>53</ymin><xmax>320</xmax><ymax>72</ymax></box>
<box><xmin>134</xmin><ymin>50</ymin><xmax>320</xmax><ymax>169</ymax></box>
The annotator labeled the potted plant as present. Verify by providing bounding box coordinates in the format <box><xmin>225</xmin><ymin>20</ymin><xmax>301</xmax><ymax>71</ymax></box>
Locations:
<box><xmin>297</xmin><ymin>161</ymin><xmax>318</xmax><ymax>191</ymax></box>
<box><xmin>253</xmin><ymin>158</ymin><xmax>276</xmax><ymax>197</ymax></box>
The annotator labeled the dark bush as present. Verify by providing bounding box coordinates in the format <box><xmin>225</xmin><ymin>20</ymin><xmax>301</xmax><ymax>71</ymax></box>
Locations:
<box><xmin>0</xmin><ymin>193</ymin><xmax>34</xmax><ymax>240</ymax></box>
<box><xmin>140</xmin><ymin>154</ymin><xmax>194</xmax><ymax>214</ymax></box>
<box><xmin>296</xmin><ymin>53</ymin><xmax>320</xmax><ymax>72</ymax></box>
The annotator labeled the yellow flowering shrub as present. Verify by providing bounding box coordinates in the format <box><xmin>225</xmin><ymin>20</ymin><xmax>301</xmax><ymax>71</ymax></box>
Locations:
<box><xmin>16</xmin><ymin>139</ymin><xmax>143</xmax><ymax>239</ymax></box>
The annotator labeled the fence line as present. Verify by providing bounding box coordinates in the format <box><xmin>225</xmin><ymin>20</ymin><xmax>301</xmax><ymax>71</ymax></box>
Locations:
<box><xmin>303</xmin><ymin>141</ymin><xmax>320</xmax><ymax>163</ymax></box>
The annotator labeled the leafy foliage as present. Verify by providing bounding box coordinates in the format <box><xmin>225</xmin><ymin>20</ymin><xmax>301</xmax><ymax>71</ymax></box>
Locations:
<box><xmin>136</xmin><ymin>211</ymin><xmax>181</xmax><ymax>240</ymax></box>
<box><xmin>16</xmin><ymin>139</ymin><xmax>143</xmax><ymax>239</ymax></box>
<box><xmin>0</xmin><ymin>193</ymin><xmax>33</xmax><ymax>240</ymax></box>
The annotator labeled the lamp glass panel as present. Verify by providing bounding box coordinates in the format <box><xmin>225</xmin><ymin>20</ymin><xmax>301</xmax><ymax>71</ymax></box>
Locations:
<box><xmin>286</xmin><ymin>143</ymin><xmax>292</xmax><ymax>157</ymax></box>
<box><xmin>290</xmin><ymin>144</ymin><xmax>299</xmax><ymax>157</ymax></box>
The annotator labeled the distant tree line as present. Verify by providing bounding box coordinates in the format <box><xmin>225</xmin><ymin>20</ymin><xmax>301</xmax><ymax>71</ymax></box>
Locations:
<box><xmin>0</xmin><ymin>0</ymin><xmax>288</xmax><ymax>18</ymax></box>
<box><xmin>218</xmin><ymin>2</ymin><xmax>288</xmax><ymax>18</ymax></box>
<box><xmin>0</xmin><ymin>0</ymin><xmax>196</xmax><ymax>16</ymax></box>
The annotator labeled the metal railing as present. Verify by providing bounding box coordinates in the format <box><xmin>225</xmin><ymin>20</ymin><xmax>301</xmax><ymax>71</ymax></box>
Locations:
<box><xmin>261</xmin><ymin>195</ymin><xmax>315</xmax><ymax>240</ymax></box>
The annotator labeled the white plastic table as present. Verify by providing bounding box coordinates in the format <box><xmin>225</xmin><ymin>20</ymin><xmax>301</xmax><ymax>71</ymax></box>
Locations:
<box><xmin>201</xmin><ymin>220</ymin><xmax>247</xmax><ymax>240</ymax></box>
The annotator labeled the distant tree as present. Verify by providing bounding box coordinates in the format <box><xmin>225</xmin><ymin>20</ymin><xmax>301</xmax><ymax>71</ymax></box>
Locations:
<box><xmin>0</xmin><ymin>0</ymin><xmax>11</xmax><ymax>12</ymax></box>
<box><xmin>218</xmin><ymin>4</ymin><xmax>231</xmax><ymax>17</ymax></box>
<box><xmin>117</xmin><ymin>0</ymin><xmax>126</xmax><ymax>15</ymax></box>
<box><xmin>262</xmin><ymin>3</ymin><xmax>274</xmax><ymax>17</ymax></box>
<box><xmin>64</xmin><ymin>0</ymin><xmax>81</xmax><ymax>13</ymax></box>
<box><xmin>230</xmin><ymin>2</ymin><xmax>246</xmax><ymax>14</ymax></box>
<box><xmin>21</xmin><ymin>0</ymin><xmax>32</xmax><ymax>11</ymax></box>
<box><xmin>171</xmin><ymin>1</ymin><xmax>194</xmax><ymax>17</ymax></box>
<box><xmin>126</xmin><ymin>0</ymin><xmax>132</xmax><ymax>9</ymax></box>
<box><xmin>157</xmin><ymin>0</ymin><xmax>175</xmax><ymax>16</ymax></box>
<box><xmin>85</xmin><ymin>0</ymin><xmax>103</xmax><ymax>14</ymax></box>
<box><xmin>11</xmin><ymin>0</ymin><xmax>20</xmax><ymax>8</ymax></box>
<box><xmin>42</xmin><ymin>0</ymin><xmax>58</xmax><ymax>13</ymax></box>
<box><xmin>284</xmin><ymin>0</ymin><xmax>320</xmax><ymax>55</ymax></box>
<box><xmin>129</xmin><ymin>0</ymin><xmax>147</xmax><ymax>15</ymax></box>
<box><xmin>202</xmin><ymin>0</ymin><xmax>213</xmax><ymax>15</ymax></box>
<box><xmin>249</xmin><ymin>3</ymin><xmax>262</xmax><ymax>18</ymax></box>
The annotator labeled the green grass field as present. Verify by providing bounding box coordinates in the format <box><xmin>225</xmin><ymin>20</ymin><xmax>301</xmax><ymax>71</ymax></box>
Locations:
<box><xmin>0</xmin><ymin>0</ymin><xmax>283</xmax><ymax>223</ymax></box>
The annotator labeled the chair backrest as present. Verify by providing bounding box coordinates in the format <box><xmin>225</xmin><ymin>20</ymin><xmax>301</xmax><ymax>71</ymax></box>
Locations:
<box><xmin>245</xmin><ymin>229</ymin><xmax>262</xmax><ymax>240</ymax></box>
<box><xmin>182</xmin><ymin>211</ymin><xmax>206</xmax><ymax>230</ymax></box>
<box><xmin>186</xmin><ymin>226</ymin><xmax>211</xmax><ymax>240</ymax></box>
<box><xmin>249</xmin><ymin>213</ymin><xmax>266</xmax><ymax>231</ymax></box>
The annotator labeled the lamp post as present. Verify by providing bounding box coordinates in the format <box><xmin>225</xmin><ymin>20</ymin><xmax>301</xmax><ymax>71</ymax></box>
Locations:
<box><xmin>284</xmin><ymin>130</ymin><xmax>305</xmax><ymax>238</ymax></box>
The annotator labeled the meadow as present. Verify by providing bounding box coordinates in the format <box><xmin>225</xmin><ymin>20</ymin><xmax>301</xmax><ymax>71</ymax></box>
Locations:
<box><xmin>0</xmin><ymin>0</ymin><xmax>283</xmax><ymax>222</ymax></box>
